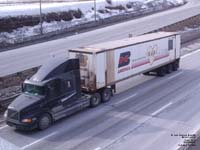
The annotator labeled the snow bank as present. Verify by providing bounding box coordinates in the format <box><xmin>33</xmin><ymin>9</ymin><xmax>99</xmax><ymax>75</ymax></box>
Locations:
<box><xmin>0</xmin><ymin>0</ymin><xmax>186</xmax><ymax>45</ymax></box>
<box><xmin>0</xmin><ymin>0</ymin><xmax>185</xmax><ymax>18</ymax></box>
<box><xmin>0</xmin><ymin>2</ymin><xmax>92</xmax><ymax>17</ymax></box>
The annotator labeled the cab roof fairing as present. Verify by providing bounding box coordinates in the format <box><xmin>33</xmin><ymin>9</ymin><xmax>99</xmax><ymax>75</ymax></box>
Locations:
<box><xmin>27</xmin><ymin>57</ymin><xmax>70</xmax><ymax>85</ymax></box>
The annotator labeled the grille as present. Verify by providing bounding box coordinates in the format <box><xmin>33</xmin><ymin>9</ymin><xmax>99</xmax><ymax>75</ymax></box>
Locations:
<box><xmin>7</xmin><ymin>109</ymin><xmax>19</xmax><ymax>120</ymax></box>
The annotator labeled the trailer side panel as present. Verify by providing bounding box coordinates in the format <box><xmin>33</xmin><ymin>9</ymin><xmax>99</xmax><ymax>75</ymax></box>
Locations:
<box><xmin>113</xmin><ymin>37</ymin><xmax>175</xmax><ymax>81</ymax></box>
<box><xmin>69</xmin><ymin>32</ymin><xmax>181</xmax><ymax>91</ymax></box>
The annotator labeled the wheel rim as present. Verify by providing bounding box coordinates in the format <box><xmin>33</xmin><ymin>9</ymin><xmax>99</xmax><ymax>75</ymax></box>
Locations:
<box><xmin>104</xmin><ymin>92</ymin><xmax>108</xmax><ymax>98</ymax></box>
<box><xmin>92</xmin><ymin>96</ymin><xmax>99</xmax><ymax>105</ymax></box>
<box><xmin>168</xmin><ymin>65</ymin><xmax>173</xmax><ymax>73</ymax></box>
<box><xmin>40</xmin><ymin>116</ymin><xmax>50</xmax><ymax>129</ymax></box>
<box><xmin>170</xmin><ymin>65</ymin><xmax>172</xmax><ymax>72</ymax></box>
<box><xmin>173</xmin><ymin>62</ymin><xmax>178</xmax><ymax>71</ymax></box>
<box><xmin>175</xmin><ymin>64</ymin><xmax>178</xmax><ymax>70</ymax></box>
<box><xmin>161</xmin><ymin>68</ymin><xmax>165</xmax><ymax>75</ymax></box>
<box><xmin>158</xmin><ymin>67</ymin><xmax>166</xmax><ymax>76</ymax></box>
<box><xmin>163</xmin><ymin>67</ymin><xmax>166</xmax><ymax>73</ymax></box>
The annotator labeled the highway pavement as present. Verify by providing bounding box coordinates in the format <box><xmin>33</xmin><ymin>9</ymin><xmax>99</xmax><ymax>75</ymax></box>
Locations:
<box><xmin>0</xmin><ymin>0</ymin><xmax>200</xmax><ymax>77</ymax></box>
<box><xmin>1</xmin><ymin>48</ymin><xmax>200</xmax><ymax>150</ymax></box>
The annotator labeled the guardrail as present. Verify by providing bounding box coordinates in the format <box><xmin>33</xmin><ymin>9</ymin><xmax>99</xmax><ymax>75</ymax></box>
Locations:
<box><xmin>180</xmin><ymin>28</ymin><xmax>200</xmax><ymax>44</ymax></box>
<box><xmin>0</xmin><ymin>94</ymin><xmax>20</xmax><ymax>109</ymax></box>
<box><xmin>0</xmin><ymin>4</ymin><xmax>183</xmax><ymax>49</ymax></box>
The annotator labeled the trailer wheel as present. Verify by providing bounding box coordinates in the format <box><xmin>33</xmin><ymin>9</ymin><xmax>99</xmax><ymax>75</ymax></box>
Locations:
<box><xmin>90</xmin><ymin>93</ymin><xmax>101</xmax><ymax>107</ymax></box>
<box><xmin>101</xmin><ymin>88</ymin><xmax>112</xmax><ymax>102</ymax></box>
<box><xmin>157</xmin><ymin>66</ymin><xmax>166</xmax><ymax>77</ymax></box>
<box><xmin>166</xmin><ymin>64</ymin><xmax>173</xmax><ymax>74</ymax></box>
<box><xmin>172</xmin><ymin>61</ymin><xmax>179</xmax><ymax>71</ymax></box>
<box><xmin>38</xmin><ymin>113</ymin><xmax>52</xmax><ymax>130</ymax></box>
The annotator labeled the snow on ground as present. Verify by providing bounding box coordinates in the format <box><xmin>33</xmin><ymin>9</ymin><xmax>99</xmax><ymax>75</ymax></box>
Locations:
<box><xmin>0</xmin><ymin>0</ymin><xmax>148</xmax><ymax>18</ymax></box>
<box><xmin>0</xmin><ymin>0</ymin><xmax>186</xmax><ymax>45</ymax></box>
<box><xmin>0</xmin><ymin>1</ymin><xmax>94</xmax><ymax>17</ymax></box>
<box><xmin>0</xmin><ymin>0</ymin><xmax>78</xmax><ymax>3</ymax></box>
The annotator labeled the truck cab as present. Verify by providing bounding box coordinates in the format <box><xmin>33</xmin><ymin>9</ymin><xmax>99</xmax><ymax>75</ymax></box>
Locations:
<box><xmin>5</xmin><ymin>57</ymin><xmax>92</xmax><ymax>130</ymax></box>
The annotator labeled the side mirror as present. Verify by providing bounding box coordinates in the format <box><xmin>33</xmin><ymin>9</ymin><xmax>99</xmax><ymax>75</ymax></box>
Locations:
<box><xmin>21</xmin><ymin>83</ymin><xmax>24</xmax><ymax>92</ymax></box>
<box><xmin>45</xmin><ymin>87</ymin><xmax>50</xmax><ymax>98</ymax></box>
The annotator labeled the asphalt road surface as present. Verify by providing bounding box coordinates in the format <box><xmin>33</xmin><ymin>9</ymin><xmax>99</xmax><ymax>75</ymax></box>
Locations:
<box><xmin>0</xmin><ymin>0</ymin><xmax>200</xmax><ymax>77</ymax></box>
<box><xmin>1</xmin><ymin>48</ymin><xmax>200</xmax><ymax>150</ymax></box>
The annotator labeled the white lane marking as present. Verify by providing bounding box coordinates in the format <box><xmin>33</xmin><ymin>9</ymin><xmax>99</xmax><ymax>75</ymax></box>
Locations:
<box><xmin>0</xmin><ymin>125</ymin><xmax>8</xmax><ymax>130</ymax></box>
<box><xmin>167</xmin><ymin>71</ymin><xmax>183</xmax><ymax>80</ymax></box>
<box><xmin>94</xmin><ymin>147</ymin><xmax>101</xmax><ymax>150</ymax></box>
<box><xmin>22</xmin><ymin>132</ymin><xmax>57</xmax><ymax>149</ymax></box>
<box><xmin>182</xmin><ymin>49</ymin><xmax>200</xmax><ymax>59</ymax></box>
<box><xmin>114</xmin><ymin>93</ymin><xmax>137</xmax><ymax>105</ymax></box>
<box><xmin>151</xmin><ymin>102</ymin><xmax>173</xmax><ymax>116</ymax></box>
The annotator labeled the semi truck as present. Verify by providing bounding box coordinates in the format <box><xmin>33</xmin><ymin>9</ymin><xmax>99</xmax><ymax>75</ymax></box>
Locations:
<box><xmin>5</xmin><ymin>32</ymin><xmax>181</xmax><ymax>130</ymax></box>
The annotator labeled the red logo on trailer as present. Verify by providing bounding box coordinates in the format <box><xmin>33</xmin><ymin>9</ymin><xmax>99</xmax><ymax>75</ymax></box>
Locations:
<box><xmin>118</xmin><ymin>51</ymin><xmax>131</xmax><ymax>68</ymax></box>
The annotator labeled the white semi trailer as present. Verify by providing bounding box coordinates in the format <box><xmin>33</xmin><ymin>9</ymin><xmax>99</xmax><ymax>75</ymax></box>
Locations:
<box><xmin>5</xmin><ymin>32</ymin><xmax>181</xmax><ymax>130</ymax></box>
<box><xmin>69</xmin><ymin>32</ymin><xmax>181</xmax><ymax>92</ymax></box>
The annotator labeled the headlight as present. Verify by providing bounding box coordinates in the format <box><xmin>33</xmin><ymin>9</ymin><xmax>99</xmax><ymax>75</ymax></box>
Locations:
<box><xmin>4</xmin><ymin>110</ymin><xmax>8</xmax><ymax>118</ymax></box>
<box><xmin>22</xmin><ymin>118</ymin><xmax>32</xmax><ymax>123</ymax></box>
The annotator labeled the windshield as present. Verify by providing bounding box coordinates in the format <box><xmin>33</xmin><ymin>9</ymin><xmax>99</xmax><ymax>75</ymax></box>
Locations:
<box><xmin>23</xmin><ymin>83</ymin><xmax>45</xmax><ymax>96</ymax></box>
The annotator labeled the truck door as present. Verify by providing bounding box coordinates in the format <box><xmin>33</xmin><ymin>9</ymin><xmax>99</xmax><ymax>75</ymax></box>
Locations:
<box><xmin>47</xmin><ymin>78</ymin><xmax>78</xmax><ymax>115</ymax></box>
<box><xmin>47</xmin><ymin>79</ymin><xmax>65</xmax><ymax>114</ymax></box>
<box><xmin>59</xmin><ymin>78</ymin><xmax>78</xmax><ymax>108</ymax></box>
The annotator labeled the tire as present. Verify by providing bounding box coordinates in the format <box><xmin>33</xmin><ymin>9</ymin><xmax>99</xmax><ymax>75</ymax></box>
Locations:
<box><xmin>172</xmin><ymin>61</ymin><xmax>179</xmax><ymax>71</ymax></box>
<box><xmin>157</xmin><ymin>66</ymin><xmax>166</xmax><ymax>77</ymax></box>
<box><xmin>166</xmin><ymin>64</ymin><xmax>173</xmax><ymax>74</ymax></box>
<box><xmin>38</xmin><ymin>113</ymin><xmax>52</xmax><ymax>130</ymax></box>
<box><xmin>101</xmin><ymin>88</ymin><xmax>112</xmax><ymax>102</ymax></box>
<box><xmin>90</xmin><ymin>93</ymin><xmax>101</xmax><ymax>107</ymax></box>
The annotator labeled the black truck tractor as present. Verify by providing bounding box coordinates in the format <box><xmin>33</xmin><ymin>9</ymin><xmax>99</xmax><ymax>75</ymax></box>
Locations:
<box><xmin>4</xmin><ymin>58</ymin><xmax>113</xmax><ymax>130</ymax></box>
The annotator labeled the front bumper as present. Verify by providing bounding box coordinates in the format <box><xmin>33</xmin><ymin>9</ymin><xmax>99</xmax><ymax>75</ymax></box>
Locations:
<box><xmin>6</xmin><ymin>119</ymin><xmax>38</xmax><ymax>130</ymax></box>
